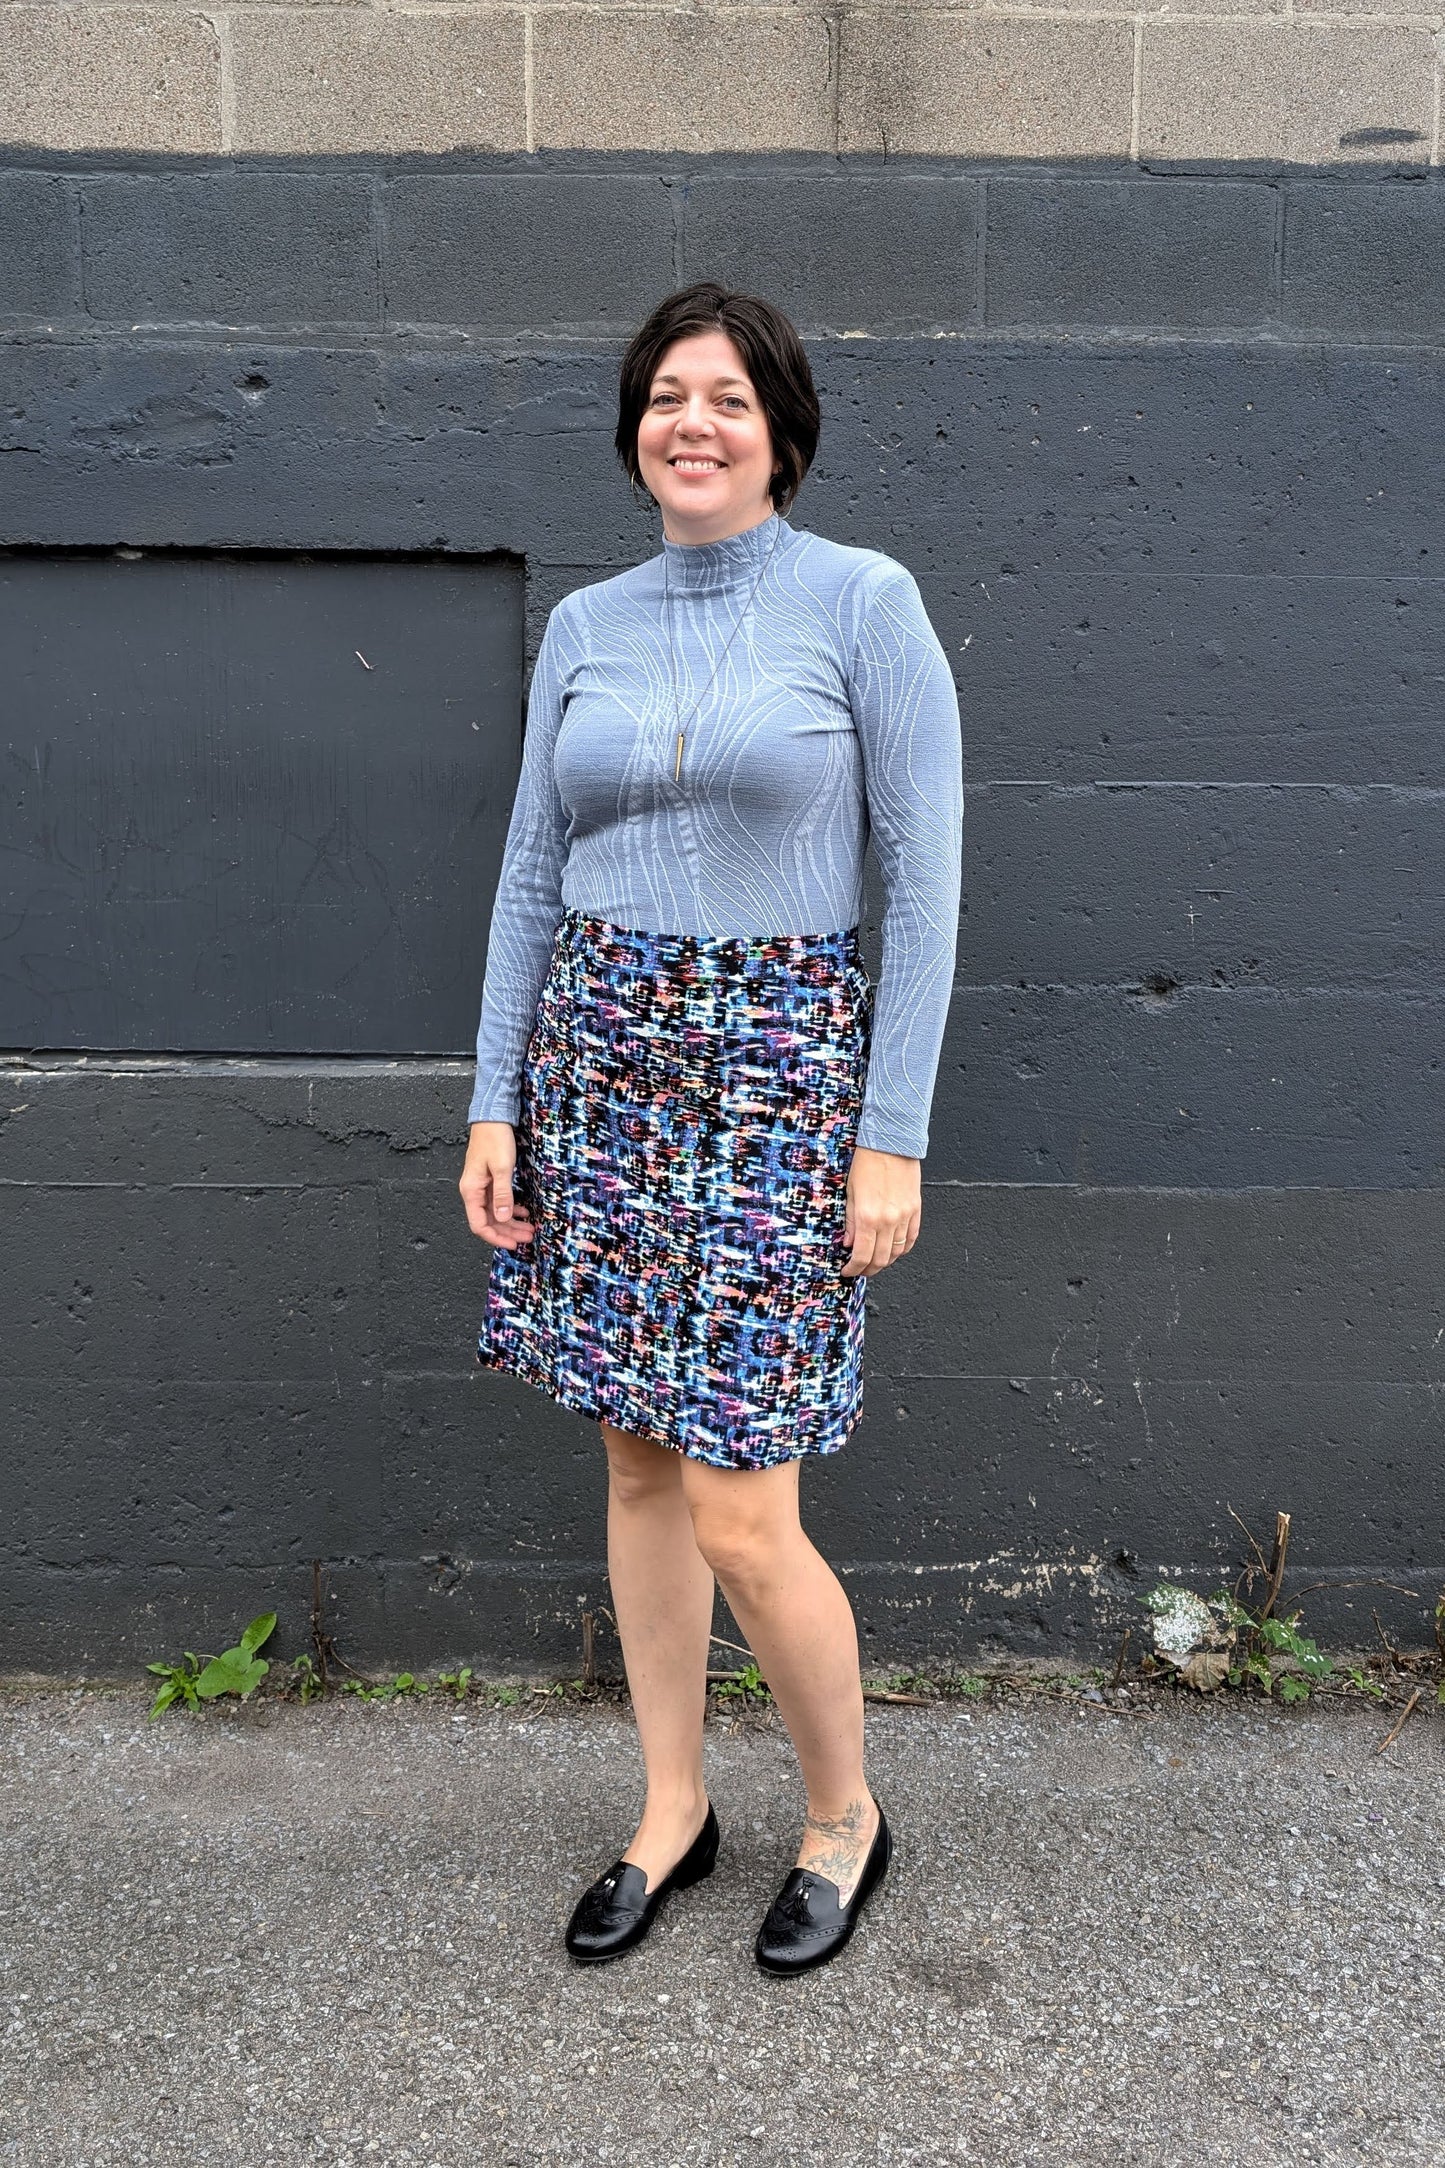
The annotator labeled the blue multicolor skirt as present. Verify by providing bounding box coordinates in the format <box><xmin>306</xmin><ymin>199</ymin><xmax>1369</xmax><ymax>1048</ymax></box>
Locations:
<box><xmin>476</xmin><ymin>908</ymin><xmax>874</xmax><ymax>1471</ymax></box>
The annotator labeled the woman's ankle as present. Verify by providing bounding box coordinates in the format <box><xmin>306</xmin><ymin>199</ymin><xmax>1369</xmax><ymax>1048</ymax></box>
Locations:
<box><xmin>796</xmin><ymin>1790</ymin><xmax>878</xmax><ymax>1893</ymax></box>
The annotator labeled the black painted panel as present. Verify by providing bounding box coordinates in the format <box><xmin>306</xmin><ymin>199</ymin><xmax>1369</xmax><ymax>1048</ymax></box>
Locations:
<box><xmin>0</xmin><ymin>550</ymin><xmax>523</xmax><ymax>1051</ymax></box>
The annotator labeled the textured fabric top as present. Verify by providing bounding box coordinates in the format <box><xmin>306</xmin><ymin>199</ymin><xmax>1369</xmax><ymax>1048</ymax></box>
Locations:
<box><xmin>467</xmin><ymin>509</ymin><xmax>964</xmax><ymax>1159</ymax></box>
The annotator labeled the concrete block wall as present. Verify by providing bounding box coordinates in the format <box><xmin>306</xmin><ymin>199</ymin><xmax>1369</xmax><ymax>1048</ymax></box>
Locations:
<box><xmin>3</xmin><ymin>0</ymin><xmax>1444</xmax><ymax>1674</ymax></box>
<box><xmin>0</xmin><ymin>5</ymin><xmax>1441</xmax><ymax>163</ymax></box>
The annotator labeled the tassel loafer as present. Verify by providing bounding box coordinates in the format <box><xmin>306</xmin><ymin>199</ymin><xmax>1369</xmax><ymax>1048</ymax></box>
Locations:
<box><xmin>754</xmin><ymin>1804</ymin><xmax>891</xmax><ymax>1976</ymax></box>
<box><xmin>564</xmin><ymin>1801</ymin><xmax>720</xmax><ymax>1963</ymax></box>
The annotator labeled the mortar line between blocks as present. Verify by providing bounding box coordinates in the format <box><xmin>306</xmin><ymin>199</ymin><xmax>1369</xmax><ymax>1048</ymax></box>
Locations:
<box><xmin>1130</xmin><ymin>17</ymin><xmax>1142</xmax><ymax>166</ymax></box>
<box><xmin>212</xmin><ymin>10</ymin><xmax>235</xmax><ymax>157</ymax></box>
<box><xmin>524</xmin><ymin>8</ymin><xmax>535</xmax><ymax>157</ymax></box>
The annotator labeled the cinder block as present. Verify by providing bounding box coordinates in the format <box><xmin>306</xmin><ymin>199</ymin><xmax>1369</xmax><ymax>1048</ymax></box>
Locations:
<box><xmin>230</xmin><ymin>11</ymin><xmax>526</xmax><ymax>154</ymax></box>
<box><xmin>1284</xmin><ymin>180</ymin><xmax>1445</xmax><ymax>339</ymax></box>
<box><xmin>383</xmin><ymin>173</ymin><xmax>675</xmax><ymax>329</ymax></box>
<box><xmin>960</xmin><ymin>782</ymin><xmax>1445</xmax><ymax>991</ymax></box>
<box><xmin>868</xmin><ymin>1186</ymin><xmax>1445</xmax><ymax>1389</ymax></box>
<box><xmin>378</xmin><ymin>1375</ymin><xmax>603</xmax><ymax>1557</ymax></box>
<box><xmin>0</xmin><ymin>170</ymin><xmax>80</xmax><ymax>318</ymax></box>
<box><xmin>986</xmin><ymin>178</ymin><xmax>1274</xmax><ymax>328</ymax></box>
<box><xmin>11</xmin><ymin>1382</ymin><xmax>386</xmax><ymax>1568</ymax></box>
<box><xmin>378</xmin><ymin>1181</ymin><xmax>491</xmax><ymax>1377</ymax></box>
<box><xmin>1140</xmin><ymin>24</ymin><xmax>1433</xmax><ymax>168</ymax></box>
<box><xmin>0</xmin><ymin>1185</ymin><xmax>381</xmax><ymax>1382</ymax></box>
<box><xmin>533</xmin><ymin>9</ymin><xmax>833</xmax><ymax>153</ymax></box>
<box><xmin>682</xmin><ymin>171</ymin><xmax>980</xmax><ymax>330</ymax></box>
<box><xmin>81</xmin><ymin>171</ymin><xmax>378</xmax><ymax>326</ymax></box>
<box><xmin>926</xmin><ymin>987</ymin><xmax>1445</xmax><ymax>1188</ymax></box>
<box><xmin>930</xmin><ymin>571</ymin><xmax>1445</xmax><ymax>787</ymax></box>
<box><xmin>0</xmin><ymin>9</ymin><xmax>220</xmax><ymax>154</ymax></box>
<box><xmin>839</xmin><ymin>14</ymin><xmax>1132</xmax><ymax>157</ymax></box>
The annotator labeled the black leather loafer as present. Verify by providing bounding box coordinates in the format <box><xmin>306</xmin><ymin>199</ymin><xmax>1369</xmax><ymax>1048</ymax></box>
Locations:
<box><xmin>754</xmin><ymin>1805</ymin><xmax>891</xmax><ymax>1976</ymax></box>
<box><xmin>564</xmin><ymin>1801</ymin><xmax>719</xmax><ymax>1963</ymax></box>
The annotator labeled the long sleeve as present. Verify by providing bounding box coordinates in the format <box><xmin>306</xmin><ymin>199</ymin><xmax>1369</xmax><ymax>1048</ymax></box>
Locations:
<box><xmin>467</xmin><ymin>609</ymin><xmax>572</xmax><ymax>1126</ymax></box>
<box><xmin>847</xmin><ymin>567</ymin><xmax>964</xmax><ymax>1160</ymax></box>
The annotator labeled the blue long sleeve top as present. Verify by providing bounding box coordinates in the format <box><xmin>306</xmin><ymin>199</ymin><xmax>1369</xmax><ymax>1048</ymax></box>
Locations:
<box><xmin>468</xmin><ymin>508</ymin><xmax>963</xmax><ymax>1160</ymax></box>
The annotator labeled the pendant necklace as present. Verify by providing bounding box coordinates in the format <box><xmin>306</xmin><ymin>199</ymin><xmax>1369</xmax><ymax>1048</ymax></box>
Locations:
<box><xmin>662</xmin><ymin>516</ymin><xmax>782</xmax><ymax>782</ymax></box>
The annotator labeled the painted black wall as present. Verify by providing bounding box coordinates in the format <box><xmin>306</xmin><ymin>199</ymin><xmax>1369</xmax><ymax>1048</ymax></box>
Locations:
<box><xmin>2</xmin><ymin>550</ymin><xmax>523</xmax><ymax>1051</ymax></box>
<box><xmin>3</xmin><ymin>152</ymin><xmax>1442</xmax><ymax>1674</ymax></box>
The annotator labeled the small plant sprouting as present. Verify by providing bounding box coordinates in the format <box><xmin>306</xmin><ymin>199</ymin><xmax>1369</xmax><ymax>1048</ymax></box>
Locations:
<box><xmin>1216</xmin><ymin>1597</ymin><xmax>1335</xmax><ymax>1704</ymax></box>
<box><xmin>287</xmin><ymin>1654</ymin><xmax>324</xmax><ymax>1705</ymax></box>
<box><xmin>341</xmin><ymin>1671</ymin><xmax>431</xmax><ymax>1703</ymax></box>
<box><xmin>147</xmin><ymin>1612</ymin><xmax>277</xmax><ymax>1720</ymax></box>
<box><xmin>437</xmin><ymin>1666</ymin><xmax>474</xmax><ymax>1702</ymax></box>
<box><xmin>145</xmin><ymin>1648</ymin><xmax>205</xmax><ymax>1717</ymax></box>
<box><xmin>713</xmin><ymin>1659</ymin><xmax>770</xmax><ymax>1703</ymax></box>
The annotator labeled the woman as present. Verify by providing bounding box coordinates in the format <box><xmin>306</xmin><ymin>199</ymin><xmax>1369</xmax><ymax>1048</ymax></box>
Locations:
<box><xmin>459</xmin><ymin>282</ymin><xmax>963</xmax><ymax>1975</ymax></box>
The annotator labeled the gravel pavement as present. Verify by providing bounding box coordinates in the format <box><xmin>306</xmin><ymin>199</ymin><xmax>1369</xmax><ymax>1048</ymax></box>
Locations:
<box><xmin>2</xmin><ymin>1684</ymin><xmax>1442</xmax><ymax>2167</ymax></box>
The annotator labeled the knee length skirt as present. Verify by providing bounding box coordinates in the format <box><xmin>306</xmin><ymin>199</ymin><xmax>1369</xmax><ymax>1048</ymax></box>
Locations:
<box><xmin>475</xmin><ymin>907</ymin><xmax>874</xmax><ymax>1471</ymax></box>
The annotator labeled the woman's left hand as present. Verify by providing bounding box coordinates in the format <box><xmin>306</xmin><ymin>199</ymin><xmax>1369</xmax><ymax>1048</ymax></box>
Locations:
<box><xmin>840</xmin><ymin>1146</ymin><xmax>922</xmax><ymax>1277</ymax></box>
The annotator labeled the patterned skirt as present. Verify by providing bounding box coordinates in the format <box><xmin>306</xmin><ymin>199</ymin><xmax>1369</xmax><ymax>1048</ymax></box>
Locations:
<box><xmin>475</xmin><ymin>907</ymin><xmax>874</xmax><ymax>1471</ymax></box>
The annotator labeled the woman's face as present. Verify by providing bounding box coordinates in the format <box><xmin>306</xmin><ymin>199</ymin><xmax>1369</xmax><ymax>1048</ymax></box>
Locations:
<box><xmin>635</xmin><ymin>329</ymin><xmax>779</xmax><ymax>543</ymax></box>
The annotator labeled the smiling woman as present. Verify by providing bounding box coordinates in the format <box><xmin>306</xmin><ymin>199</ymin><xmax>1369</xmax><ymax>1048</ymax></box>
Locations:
<box><xmin>458</xmin><ymin>281</ymin><xmax>963</xmax><ymax>1979</ymax></box>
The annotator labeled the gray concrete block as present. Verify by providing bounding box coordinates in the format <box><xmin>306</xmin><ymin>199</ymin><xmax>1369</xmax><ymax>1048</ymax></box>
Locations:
<box><xmin>682</xmin><ymin>170</ymin><xmax>980</xmax><ymax>331</ymax></box>
<box><xmin>11</xmin><ymin>1382</ymin><xmax>384</xmax><ymax>1569</ymax></box>
<box><xmin>868</xmin><ymin>1186</ymin><xmax>1445</xmax><ymax>1387</ymax></box>
<box><xmin>0</xmin><ymin>1563</ymin><xmax>359</xmax><ymax>1674</ymax></box>
<box><xmin>0</xmin><ymin>1064</ymin><xmax>473</xmax><ymax>1187</ymax></box>
<box><xmin>0</xmin><ymin>1185</ymin><xmax>381</xmax><ymax>1383</ymax></box>
<box><xmin>794</xmin><ymin>340</ymin><xmax>1445</xmax><ymax>580</ymax></box>
<box><xmin>378</xmin><ymin>1180</ymin><xmax>493</xmax><ymax>1376</ymax></box>
<box><xmin>0</xmin><ymin>171</ymin><xmax>79</xmax><ymax>319</ymax></box>
<box><xmin>961</xmin><ymin>781</ymin><xmax>1445</xmax><ymax>991</ymax></box>
<box><xmin>825</xmin><ymin>1371</ymin><xmax>1443</xmax><ymax>1622</ymax></box>
<box><xmin>533</xmin><ymin>9</ymin><xmax>834</xmax><ymax>153</ymax></box>
<box><xmin>926</xmin><ymin>571</ymin><xmax>1445</xmax><ymax>788</ymax></box>
<box><xmin>307</xmin><ymin>1067</ymin><xmax>473</xmax><ymax>1158</ymax></box>
<box><xmin>1284</xmin><ymin>179</ymin><xmax>1445</xmax><ymax>339</ymax></box>
<box><xmin>383</xmin><ymin>173</ymin><xmax>675</xmax><ymax>330</ymax></box>
<box><xmin>0</xmin><ymin>10</ymin><xmax>220</xmax><ymax>155</ymax></box>
<box><xmin>81</xmin><ymin>170</ymin><xmax>378</xmax><ymax>327</ymax></box>
<box><xmin>926</xmin><ymin>988</ymin><xmax>1445</xmax><ymax>1187</ymax></box>
<box><xmin>839</xmin><ymin>14</ymin><xmax>1133</xmax><ymax>157</ymax></box>
<box><xmin>229</xmin><ymin>12</ymin><xmax>526</xmax><ymax>155</ymax></box>
<box><xmin>9</xmin><ymin>329</ymin><xmax>1444</xmax><ymax>580</ymax></box>
<box><xmin>986</xmin><ymin>177</ymin><xmax>1275</xmax><ymax>328</ymax></box>
<box><xmin>379</xmin><ymin>1374</ymin><xmax>604</xmax><ymax>1558</ymax></box>
<box><xmin>0</xmin><ymin>1067</ymin><xmax>322</xmax><ymax>1186</ymax></box>
<box><xmin>1139</xmin><ymin>23</ymin><xmax>1433</xmax><ymax>170</ymax></box>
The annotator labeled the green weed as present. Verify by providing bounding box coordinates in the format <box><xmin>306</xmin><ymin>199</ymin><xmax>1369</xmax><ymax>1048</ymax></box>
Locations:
<box><xmin>147</xmin><ymin>1612</ymin><xmax>277</xmax><ymax>1720</ymax></box>
<box><xmin>341</xmin><ymin>1671</ymin><xmax>430</xmax><ymax>1703</ymax></box>
<box><xmin>713</xmin><ymin>1660</ymin><xmax>770</xmax><ymax>1702</ymax></box>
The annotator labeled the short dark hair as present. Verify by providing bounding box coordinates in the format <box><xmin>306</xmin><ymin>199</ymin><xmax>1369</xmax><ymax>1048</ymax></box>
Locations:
<box><xmin>615</xmin><ymin>282</ymin><xmax>820</xmax><ymax>515</ymax></box>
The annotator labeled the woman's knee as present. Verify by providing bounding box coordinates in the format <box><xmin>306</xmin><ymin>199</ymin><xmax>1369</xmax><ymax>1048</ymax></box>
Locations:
<box><xmin>682</xmin><ymin>1463</ymin><xmax>799</xmax><ymax>1590</ymax></box>
<box><xmin>600</xmin><ymin>1421</ymin><xmax>683</xmax><ymax>1507</ymax></box>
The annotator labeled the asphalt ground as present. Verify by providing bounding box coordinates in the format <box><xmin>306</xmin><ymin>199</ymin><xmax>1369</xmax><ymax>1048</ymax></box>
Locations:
<box><xmin>1</xmin><ymin>1683</ymin><xmax>1442</xmax><ymax>2168</ymax></box>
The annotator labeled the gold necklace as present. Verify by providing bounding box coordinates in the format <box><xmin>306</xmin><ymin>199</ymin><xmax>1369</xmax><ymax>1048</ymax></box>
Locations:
<box><xmin>662</xmin><ymin>517</ymin><xmax>782</xmax><ymax>782</ymax></box>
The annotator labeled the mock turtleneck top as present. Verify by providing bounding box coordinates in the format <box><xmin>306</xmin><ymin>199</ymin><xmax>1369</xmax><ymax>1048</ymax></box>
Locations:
<box><xmin>467</xmin><ymin>509</ymin><xmax>963</xmax><ymax>1160</ymax></box>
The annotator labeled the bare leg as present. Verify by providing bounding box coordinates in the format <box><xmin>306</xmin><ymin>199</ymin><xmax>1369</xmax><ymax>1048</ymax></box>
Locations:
<box><xmin>599</xmin><ymin>1422</ymin><xmax>716</xmax><ymax>1891</ymax></box>
<box><xmin>681</xmin><ymin>1457</ymin><xmax>881</xmax><ymax>1904</ymax></box>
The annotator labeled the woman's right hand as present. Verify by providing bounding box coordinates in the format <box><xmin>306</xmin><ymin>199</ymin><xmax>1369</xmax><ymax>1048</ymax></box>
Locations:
<box><xmin>459</xmin><ymin>1121</ymin><xmax>537</xmax><ymax>1249</ymax></box>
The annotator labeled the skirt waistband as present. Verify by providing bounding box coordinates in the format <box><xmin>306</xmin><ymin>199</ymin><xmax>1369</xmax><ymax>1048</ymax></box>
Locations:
<box><xmin>559</xmin><ymin>906</ymin><xmax>862</xmax><ymax>970</ymax></box>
